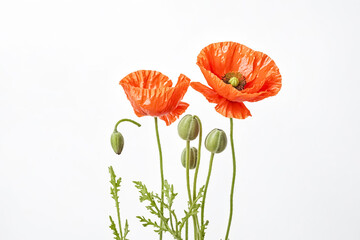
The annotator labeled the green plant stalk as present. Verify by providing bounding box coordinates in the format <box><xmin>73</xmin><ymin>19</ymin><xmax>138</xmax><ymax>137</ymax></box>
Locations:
<box><xmin>172</xmin><ymin>211</ymin><xmax>179</xmax><ymax>233</ymax></box>
<box><xmin>154</xmin><ymin>117</ymin><xmax>165</xmax><ymax>240</ymax></box>
<box><xmin>109</xmin><ymin>166</ymin><xmax>124</xmax><ymax>240</ymax></box>
<box><xmin>192</xmin><ymin>115</ymin><xmax>202</xmax><ymax>239</ymax></box>
<box><xmin>185</xmin><ymin>140</ymin><xmax>197</xmax><ymax>240</ymax></box>
<box><xmin>110</xmin><ymin>118</ymin><xmax>139</xmax><ymax>240</ymax></box>
<box><xmin>201</xmin><ymin>153</ymin><xmax>215</xmax><ymax>226</ymax></box>
<box><xmin>224</xmin><ymin>118</ymin><xmax>236</xmax><ymax>240</ymax></box>
<box><xmin>169</xmin><ymin>211</ymin><xmax>175</xmax><ymax>233</ymax></box>
<box><xmin>192</xmin><ymin>116</ymin><xmax>203</xmax><ymax>197</ymax></box>
<box><xmin>186</xmin><ymin>141</ymin><xmax>192</xmax><ymax>203</ymax></box>
<box><xmin>114</xmin><ymin>118</ymin><xmax>141</xmax><ymax>131</ymax></box>
<box><xmin>116</xmin><ymin>196</ymin><xmax>123</xmax><ymax>239</ymax></box>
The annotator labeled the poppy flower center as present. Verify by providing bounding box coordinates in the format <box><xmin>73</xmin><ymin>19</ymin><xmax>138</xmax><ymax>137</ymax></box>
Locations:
<box><xmin>228</xmin><ymin>77</ymin><xmax>239</xmax><ymax>87</ymax></box>
<box><xmin>222</xmin><ymin>72</ymin><xmax>246</xmax><ymax>90</ymax></box>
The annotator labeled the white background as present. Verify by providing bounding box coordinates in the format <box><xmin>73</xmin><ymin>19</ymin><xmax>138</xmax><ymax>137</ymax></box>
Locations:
<box><xmin>1</xmin><ymin>0</ymin><xmax>359</xmax><ymax>239</ymax></box>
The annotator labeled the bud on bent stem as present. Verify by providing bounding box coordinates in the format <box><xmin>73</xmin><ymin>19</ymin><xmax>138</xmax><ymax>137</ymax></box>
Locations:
<box><xmin>110</xmin><ymin>118</ymin><xmax>141</xmax><ymax>155</ymax></box>
<box><xmin>111</xmin><ymin>131</ymin><xmax>124</xmax><ymax>155</ymax></box>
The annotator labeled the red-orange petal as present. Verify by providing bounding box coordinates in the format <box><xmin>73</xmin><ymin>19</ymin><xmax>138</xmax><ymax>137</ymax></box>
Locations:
<box><xmin>120</xmin><ymin>81</ymin><xmax>174</xmax><ymax>116</ymax></box>
<box><xmin>215</xmin><ymin>100</ymin><xmax>252</xmax><ymax>119</ymax></box>
<box><xmin>121</xmin><ymin>70</ymin><xmax>173</xmax><ymax>89</ymax></box>
<box><xmin>120</xmin><ymin>70</ymin><xmax>190</xmax><ymax>125</ymax></box>
<box><xmin>190</xmin><ymin>82</ymin><xmax>224</xmax><ymax>104</ymax></box>
<box><xmin>159</xmin><ymin>102</ymin><xmax>189</xmax><ymax>126</ymax></box>
<box><xmin>166</xmin><ymin>74</ymin><xmax>191</xmax><ymax>111</ymax></box>
<box><xmin>197</xmin><ymin>42</ymin><xmax>282</xmax><ymax>102</ymax></box>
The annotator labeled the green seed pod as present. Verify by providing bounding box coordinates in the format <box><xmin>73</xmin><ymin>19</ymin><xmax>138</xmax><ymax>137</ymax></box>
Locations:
<box><xmin>205</xmin><ymin>129</ymin><xmax>227</xmax><ymax>154</ymax></box>
<box><xmin>177</xmin><ymin>115</ymin><xmax>200</xmax><ymax>141</ymax></box>
<box><xmin>181</xmin><ymin>147</ymin><xmax>198</xmax><ymax>169</ymax></box>
<box><xmin>228</xmin><ymin>76</ymin><xmax>240</xmax><ymax>87</ymax></box>
<box><xmin>111</xmin><ymin>130</ymin><xmax>124</xmax><ymax>155</ymax></box>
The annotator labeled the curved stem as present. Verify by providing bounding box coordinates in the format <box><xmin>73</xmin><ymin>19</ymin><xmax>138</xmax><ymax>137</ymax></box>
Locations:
<box><xmin>201</xmin><ymin>153</ymin><xmax>215</xmax><ymax>226</ymax></box>
<box><xmin>154</xmin><ymin>117</ymin><xmax>165</xmax><ymax>240</ymax></box>
<box><xmin>225</xmin><ymin>118</ymin><xmax>236</xmax><ymax>240</ymax></box>
<box><xmin>192</xmin><ymin>115</ymin><xmax>202</xmax><ymax>239</ymax></box>
<box><xmin>114</xmin><ymin>118</ymin><xmax>141</xmax><ymax>132</ymax></box>
<box><xmin>192</xmin><ymin>115</ymin><xmax>202</xmax><ymax>200</ymax></box>
<box><xmin>186</xmin><ymin>140</ymin><xmax>192</xmax><ymax>203</ymax></box>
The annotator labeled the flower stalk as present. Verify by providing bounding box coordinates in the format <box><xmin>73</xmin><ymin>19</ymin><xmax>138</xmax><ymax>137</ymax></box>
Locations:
<box><xmin>224</xmin><ymin>118</ymin><xmax>236</xmax><ymax>240</ymax></box>
<box><xmin>201</xmin><ymin>153</ymin><xmax>215</xmax><ymax>227</ymax></box>
<box><xmin>114</xmin><ymin>118</ymin><xmax>141</xmax><ymax>131</ymax></box>
<box><xmin>185</xmin><ymin>140</ymin><xmax>193</xmax><ymax>235</ymax></box>
<box><xmin>192</xmin><ymin>115</ymin><xmax>202</xmax><ymax>240</ymax></box>
<box><xmin>154</xmin><ymin>117</ymin><xmax>165</xmax><ymax>240</ymax></box>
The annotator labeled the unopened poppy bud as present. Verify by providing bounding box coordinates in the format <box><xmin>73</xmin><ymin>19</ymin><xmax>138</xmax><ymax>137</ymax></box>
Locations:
<box><xmin>229</xmin><ymin>77</ymin><xmax>240</xmax><ymax>87</ymax></box>
<box><xmin>111</xmin><ymin>130</ymin><xmax>124</xmax><ymax>155</ymax></box>
<box><xmin>177</xmin><ymin>115</ymin><xmax>200</xmax><ymax>141</ymax></box>
<box><xmin>181</xmin><ymin>147</ymin><xmax>198</xmax><ymax>169</ymax></box>
<box><xmin>205</xmin><ymin>129</ymin><xmax>227</xmax><ymax>153</ymax></box>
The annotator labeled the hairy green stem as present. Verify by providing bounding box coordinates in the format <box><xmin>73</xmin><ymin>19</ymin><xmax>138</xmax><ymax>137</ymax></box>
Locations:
<box><xmin>171</xmin><ymin>210</ymin><xmax>179</xmax><ymax>233</ymax></box>
<box><xmin>170</xmin><ymin>211</ymin><xmax>175</xmax><ymax>233</ymax></box>
<box><xmin>185</xmin><ymin>140</ymin><xmax>197</xmax><ymax>240</ymax></box>
<box><xmin>186</xmin><ymin>141</ymin><xmax>192</xmax><ymax>203</ymax></box>
<box><xmin>192</xmin><ymin>116</ymin><xmax>202</xmax><ymax>198</ymax></box>
<box><xmin>114</xmin><ymin>118</ymin><xmax>141</xmax><ymax>132</ymax></box>
<box><xmin>109</xmin><ymin>166</ymin><xmax>124</xmax><ymax>239</ymax></box>
<box><xmin>116</xmin><ymin>199</ymin><xmax>123</xmax><ymax>239</ymax></box>
<box><xmin>201</xmin><ymin>153</ymin><xmax>215</xmax><ymax>226</ymax></box>
<box><xmin>154</xmin><ymin>117</ymin><xmax>165</xmax><ymax>240</ymax></box>
<box><xmin>224</xmin><ymin>118</ymin><xmax>236</xmax><ymax>240</ymax></box>
<box><xmin>192</xmin><ymin>115</ymin><xmax>202</xmax><ymax>239</ymax></box>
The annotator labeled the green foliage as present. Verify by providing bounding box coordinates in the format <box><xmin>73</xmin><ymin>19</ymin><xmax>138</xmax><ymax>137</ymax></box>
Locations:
<box><xmin>124</xmin><ymin>220</ymin><xmax>130</xmax><ymax>239</ymax></box>
<box><xmin>199</xmin><ymin>220</ymin><xmax>209</xmax><ymax>239</ymax></box>
<box><xmin>109</xmin><ymin>216</ymin><xmax>121</xmax><ymax>240</ymax></box>
<box><xmin>109</xmin><ymin>166</ymin><xmax>130</xmax><ymax>240</ymax></box>
<box><xmin>133</xmin><ymin>180</ymin><xmax>204</xmax><ymax>240</ymax></box>
<box><xmin>109</xmin><ymin>166</ymin><xmax>121</xmax><ymax>202</ymax></box>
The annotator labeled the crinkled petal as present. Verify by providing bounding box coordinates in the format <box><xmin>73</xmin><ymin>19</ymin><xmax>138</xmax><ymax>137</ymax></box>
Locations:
<box><xmin>215</xmin><ymin>100</ymin><xmax>252</xmax><ymax>119</ymax></box>
<box><xmin>120</xmin><ymin>82</ymin><xmax>174</xmax><ymax>116</ymax></box>
<box><xmin>197</xmin><ymin>42</ymin><xmax>268</xmax><ymax>85</ymax></box>
<box><xmin>166</xmin><ymin>74</ymin><xmax>191</xmax><ymax>111</ymax></box>
<box><xmin>197</xmin><ymin>42</ymin><xmax>282</xmax><ymax>102</ymax></box>
<box><xmin>121</xmin><ymin>70</ymin><xmax>172</xmax><ymax>89</ymax></box>
<box><xmin>159</xmin><ymin>102</ymin><xmax>189</xmax><ymax>126</ymax></box>
<box><xmin>190</xmin><ymin>82</ymin><xmax>224</xmax><ymax>104</ymax></box>
<box><xmin>120</xmin><ymin>70</ymin><xmax>191</xmax><ymax>125</ymax></box>
<box><xmin>246</xmin><ymin>67</ymin><xmax>282</xmax><ymax>102</ymax></box>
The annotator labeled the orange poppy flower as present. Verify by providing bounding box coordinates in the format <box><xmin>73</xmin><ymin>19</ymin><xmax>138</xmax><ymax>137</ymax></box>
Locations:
<box><xmin>120</xmin><ymin>70</ymin><xmax>191</xmax><ymax>125</ymax></box>
<box><xmin>191</xmin><ymin>42</ymin><xmax>282</xmax><ymax>119</ymax></box>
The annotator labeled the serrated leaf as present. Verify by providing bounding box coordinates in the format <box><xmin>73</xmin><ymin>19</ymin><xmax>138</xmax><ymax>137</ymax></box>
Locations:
<box><xmin>109</xmin><ymin>216</ymin><xmax>121</xmax><ymax>240</ymax></box>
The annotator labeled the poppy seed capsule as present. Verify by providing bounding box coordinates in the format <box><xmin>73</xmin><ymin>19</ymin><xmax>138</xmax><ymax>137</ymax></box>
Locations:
<box><xmin>181</xmin><ymin>147</ymin><xmax>198</xmax><ymax>169</ymax></box>
<box><xmin>205</xmin><ymin>129</ymin><xmax>227</xmax><ymax>153</ymax></box>
<box><xmin>177</xmin><ymin>115</ymin><xmax>200</xmax><ymax>141</ymax></box>
<box><xmin>111</xmin><ymin>131</ymin><xmax>124</xmax><ymax>155</ymax></box>
<box><xmin>229</xmin><ymin>77</ymin><xmax>240</xmax><ymax>87</ymax></box>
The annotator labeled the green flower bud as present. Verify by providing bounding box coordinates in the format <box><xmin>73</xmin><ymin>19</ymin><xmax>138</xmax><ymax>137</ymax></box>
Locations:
<box><xmin>111</xmin><ymin>130</ymin><xmax>124</xmax><ymax>155</ymax></box>
<box><xmin>181</xmin><ymin>147</ymin><xmax>198</xmax><ymax>169</ymax></box>
<box><xmin>205</xmin><ymin>129</ymin><xmax>227</xmax><ymax>154</ymax></box>
<box><xmin>177</xmin><ymin>115</ymin><xmax>200</xmax><ymax>141</ymax></box>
